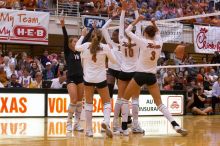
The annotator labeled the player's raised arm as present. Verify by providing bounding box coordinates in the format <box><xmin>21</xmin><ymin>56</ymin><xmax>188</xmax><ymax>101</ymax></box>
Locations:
<box><xmin>119</xmin><ymin>0</ymin><xmax>127</xmax><ymax>42</ymax></box>
<box><xmin>75</xmin><ymin>28</ymin><xmax>88</xmax><ymax>52</ymax></box>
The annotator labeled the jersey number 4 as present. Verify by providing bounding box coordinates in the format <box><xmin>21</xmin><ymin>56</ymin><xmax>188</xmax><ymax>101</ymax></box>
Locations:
<box><xmin>125</xmin><ymin>48</ymin><xmax>134</xmax><ymax>57</ymax></box>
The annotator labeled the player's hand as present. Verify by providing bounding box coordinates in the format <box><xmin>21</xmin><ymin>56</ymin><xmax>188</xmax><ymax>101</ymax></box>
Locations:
<box><xmin>59</xmin><ymin>17</ymin><xmax>65</xmax><ymax>27</ymax></box>
<box><xmin>81</xmin><ymin>27</ymin><xmax>87</xmax><ymax>36</ymax></box>
<box><xmin>138</xmin><ymin>15</ymin><xmax>145</xmax><ymax>21</ymax></box>
<box><xmin>121</xmin><ymin>0</ymin><xmax>127</xmax><ymax>10</ymax></box>
<box><xmin>131</xmin><ymin>0</ymin><xmax>137</xmax><ymax>10</ymax></box>
<box><xmin>151</xmin><ymin>17</ymin><xmax>156</xmax><ymax>23</ymax></box>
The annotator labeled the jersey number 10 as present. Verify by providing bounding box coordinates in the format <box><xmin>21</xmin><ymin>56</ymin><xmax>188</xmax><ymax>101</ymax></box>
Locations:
<box><xmin>125</xmin><ymin>48</ymin><xmax>134</xmax><ymax>57</ymax></box>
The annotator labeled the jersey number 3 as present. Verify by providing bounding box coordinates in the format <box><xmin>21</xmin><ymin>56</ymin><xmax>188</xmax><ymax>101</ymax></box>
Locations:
<box><xmin>150</xmin><ymin>51</ymin><xmax>156</xmax><ymax>61</ymax></box>
<box><xmin>125</xmin><ymin>48</ymin><xmax>134</xmax><ymax>57</ymax></box>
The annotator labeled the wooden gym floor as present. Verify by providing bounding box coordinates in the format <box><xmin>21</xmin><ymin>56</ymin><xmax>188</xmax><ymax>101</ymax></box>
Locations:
<box><xmin>0</xmin><ymin>115</ymin><xmax>220</xmax><ymax>146</ymax></box>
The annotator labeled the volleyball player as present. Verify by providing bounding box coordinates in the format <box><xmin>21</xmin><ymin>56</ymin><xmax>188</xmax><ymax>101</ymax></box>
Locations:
<box><xmin>101</xmin><ymin>12</ymin><xmax>122</xmax><ymax>100</ymax></box>
<box><xmin>60</xmin><ymin>17</ymin><xmax>85</xmax><ymax>132</ymax></box>
<box><xmin>121</xmin><ymin>15</ymin><xmax>188</xmax><ymax>136</ymax></box>
<box><xmin>75</xmin><ymin>28</ymin><xmax>117</xmax><ymax>138</ymax></box>
<box><xmin>113</xmin><ymin>0</ymin><xmax>144</xmax><ymax>134</ymax></box>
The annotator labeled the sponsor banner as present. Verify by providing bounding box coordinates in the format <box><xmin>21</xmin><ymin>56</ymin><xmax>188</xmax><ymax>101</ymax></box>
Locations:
<box><xmin>48</xmin><ymin>94</ymin><xmax>184</xmax><ymax>117</ymax></box>
<box><xmin>0</xmin><ymin>9</ymin><xmax>49</xmax><ymax>45</ymax></box>
<box><xmin>194</xmin><ymin>25</ymin><xmax>220</xmax><ymax>54</ymax></box>
<box><xmin>138</xmin><ymin>95</ymin><xmax>183</xmax><ymax>115</ymax></box>
<box><xmin>158</xmin><ymin>23</ymin><xmax>183</xmax><ymax>43</ymax></box>
<box><xmin>0</xmin><ymin>118</ymin><xmax>44</xmax><ymax>137</ymax></box>
<box><xmin>0</xmin><ymin>93</ymin><xmax>45</xmax><ymax>117</ymax></box>
<box><xmin>47</xmin><ymin>94</ymin><xmax>115</xmax><ymax>117</ymax></box>
<box><xmin>81</xmin><ymin>15</ymin><xmax>106</xmax><ymax>28</ymax></box>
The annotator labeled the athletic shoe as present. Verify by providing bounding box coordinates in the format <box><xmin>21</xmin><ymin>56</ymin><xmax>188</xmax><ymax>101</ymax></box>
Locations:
<box><xmin>121</xmin><ymin>129</ymin><xmax>129</xmax><ymax>136</ymax></box>
<box><xmin>132</xmin><ymin>123</ymin><xmax>145</xmax><ymax>134</ymax></box>
<box><xmin>113</xmin><ymin>118</ymin><xmax>120</xmax><ymax>130</ymax></box>
<box><xmin>73</xmin><ymin>123</ymin><xmax>84</xmax><ymax>132</ymax></box>
<box><xmin>101</xmin><ymin>122</ymin><xmax>113</xmax><ymax>138</ymax></box>
<box><xmin>66</xmin><ymin>121</ymin><xmax>72</xmax><ymax>132</ymax></box>
<box><xmin>85</xmin><ymin>129</ymin><xmax>93</xmax><ymax>137</ymax></box>
<box><xmin>173</xmin><ymin>126</ymin><xmax>188</xmax><ymax>136</ymax></box>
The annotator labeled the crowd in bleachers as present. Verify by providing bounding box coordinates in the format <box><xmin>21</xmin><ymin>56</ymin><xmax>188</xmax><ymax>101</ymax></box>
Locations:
<box><xmin>0</xmin><ymin>0</ymin><xmax>50</xmax><ymax>11</ymax></box>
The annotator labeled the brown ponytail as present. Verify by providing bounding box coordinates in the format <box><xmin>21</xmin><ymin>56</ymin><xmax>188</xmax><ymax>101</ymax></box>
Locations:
<box><xmin>90</xmin><ymin>30</ymin><xmax>103</xmax><ymax>62</ymax></box>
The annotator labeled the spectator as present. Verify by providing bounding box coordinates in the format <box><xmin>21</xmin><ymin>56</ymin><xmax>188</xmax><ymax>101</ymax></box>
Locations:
<box><xmin>40</xmin><ymin>50</ymin><xmax>50</xmax><ymax>67</ymax></box>
<box><xmin>18</xmin><ymin>67</ymin><xmax>32</xmax><ymax>88</ymax></box>
<box><xmin>43</xmin><ymin>62</ymin><xmax>54</xmax><ymax>80</ymax></box>
<box><xmin>211</xmin><ymin>51</ymin><xmax>220</xmax><ymax>64</ymax></box>
<box><xmin>50</xmin><ymin>71</ymin><xmax>66</xmax><ymax>89</ymax></box>
<box><xmin>58</xmin><ymin>51</ymin><xmax>66</xmax><ymax>64</ymax></box>
<box><xmin>163</xmin><ymin>80</ymin><xmax>175</xmax><ymax>90</ymax></box>
<box><xmin>17</xmin><ymin>52</ymin><xmax>31</xmax><ymax>71</ymax></box>
<box><xmin>211</xmin><ymin>76</ymin><xmax>220</xmax><ymax>114</ymax></box>
<box><xmin>3</xmin><ymin>56</ymin><xmax>10</xmax><ymax>74</ymax></box>
<box><xmin>51</xmin><ymin>59</ymin><xmax>59</xmax><ymax>77</ymax></box>
<box><xmin>0</xmin><ymin>65</ymin><xmax>8</xmax><ymax>86</ymax></box>
<box><xmin>0</xmin><ymin>0</ymin><xmax>7</xmax><ymax>8</ymax></box>
<box><xmin>10</xmin><ymin>0</ymin><xmax>21</xmax><ymax>10</ymax></box>
<box><xmin>6</xmin><ymin>63</ymin><xmax>18</xmax><ymax>79</ymax></box>
<box><xmin>23</xmin><ymin>0</ymin><xmax>37</xmax><ymax>10</ymax></box>
<box><xmin>30</xmin><ymin>61</ymin><xmax>40</xmax><ymax>78</ymax></box>
<box><xmin>7</xmin><ymin>74</ymin><xmax>22</xmax><ymax>88</ymax></box>
<box><xmin>189</xmin><ymin>87</ymin><xmax>212</xmax><ymax>115</ymax></box>
<box><xmin>29</xmin><ymin>71</ymin><xmax>43</xmax><ymax>88</ymax></box>
<box><xmin>37</xmin><ymin>0</ymin><xmax>49</xmax><ymax>11</ymax></box>
<box><xmin>0</xmin><ymin>51</ymin><xmax>3</xmax><ymax>64</ymax></box>
<box><xmin>8</xmin><ymin>51</ymin><xmax>17</xmax><ymax>66</ymax></box>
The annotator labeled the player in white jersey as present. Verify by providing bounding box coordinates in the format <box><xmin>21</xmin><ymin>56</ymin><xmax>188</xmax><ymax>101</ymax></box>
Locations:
<box><xmin>120</xmin><ymin>15</ymin><xmax>188</xmax><ymax>136</ymax></box>
<box><xmin>113</xmin><ymin>0</ymin><xmax>144</xmax><ymax>134</ymax></box>
<box><xmin>101</xmin><ymin>12</ymin><xmax>122</xmax><ymax>99</ymax></box>
<box><xmin>75</xmin><ymin>28</ymin><xmax>117</xmax><ymax>138</ymax></box>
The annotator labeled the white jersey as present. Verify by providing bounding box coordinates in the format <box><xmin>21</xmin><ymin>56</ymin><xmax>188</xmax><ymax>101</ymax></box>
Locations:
<box><xmin>119</xmin><ymin>10</ymin><xmax>141</xmax><ymax>73</ymax></box>
<box><xmin>101</xmin><ymin>19</ymin><xmax>122</xmax><ymax>71</ymax></box>
<box><xmin>75</xmin><ymin>36</ymin><xmax>117</xmax><ymax>83</ymax></box>
<box><xmin>125</xmin><ymin>25</ymin><xmax>163</xmax><ymax>74</ymax></box>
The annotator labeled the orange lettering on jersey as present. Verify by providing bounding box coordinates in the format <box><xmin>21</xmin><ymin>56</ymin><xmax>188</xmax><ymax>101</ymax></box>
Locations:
<box><xmin>0</xmin><ymin>97</ymin><xmax>8</xmax><ymax>113</ymax></box>
<box><xmin>19</xmin><ymin>97</ymin><xmax>27</xmax><ymax>113</ymax></box>
<box><xmin>10</xmin><ymin>98</ymin><xmax>18</xmax><ymax>113</ymax></box>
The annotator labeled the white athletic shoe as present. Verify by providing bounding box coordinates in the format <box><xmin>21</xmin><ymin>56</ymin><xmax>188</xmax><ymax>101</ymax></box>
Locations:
<box><xmin>173</xmin><ymin>126</ymin><xmax>188</xmax><ymax>136</ymax></box>
<box><xmin>85</xmin><ymin>129</ymin><xmax>93</xmax><ymax>137</ymax></box>
<box><xmin>121</xmin><ymin>129</ymin><xmax>129</xmax><ymax>136</ymax></box>
<box><xmin>101</xmin><ymin>122</ymin><xmax>113</xmax><ymax>138</ymax></box>
<box><xmin>132</xmin><ymin>123</ymin><xmax>145</xmax><ymax>134</ymax></box>
<box><xmin>66</xmin><ymin>121</ymin><xmax>72</xmax><ymax>132</ymax></box>
<box><xmin>73</xmin><ymin>123</ymin><xmax>84</xmax><ymax>132</ymax></box>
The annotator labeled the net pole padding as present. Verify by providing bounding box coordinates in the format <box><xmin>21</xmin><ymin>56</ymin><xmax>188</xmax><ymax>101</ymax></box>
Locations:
<box><xmin>157</xmin><ymin>64</ymin><xmax>220</xmax><ymax>69</ymax></box>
